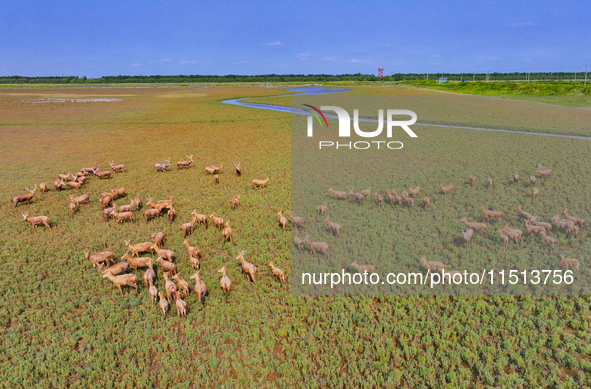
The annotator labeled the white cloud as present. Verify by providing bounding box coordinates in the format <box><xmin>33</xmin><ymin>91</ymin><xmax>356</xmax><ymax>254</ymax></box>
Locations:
<box><xmin>267</xmin><ymin>41</ymin><xmax>283</xmax><ymax>46</ymax></box>
<box><xmin>180</xmin><ymin>60</ymin><xmax>198</xmax><ymax>65</ymax></box>
<box><xmin>432</xmin><ymin>54</ymin><xmax>441</xmax><ymax>58</ymax></box>
<box><xmin>160</xmin><ymin>58</ymin><xmax>172</xmax><ymax>63</ymax></box>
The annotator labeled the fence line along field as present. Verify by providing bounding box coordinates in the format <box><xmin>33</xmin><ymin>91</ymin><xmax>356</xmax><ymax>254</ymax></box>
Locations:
<box><xmin>1</xmin><ymin>85</ymin><xmax>590</xmax><ymax>387</ymax></box>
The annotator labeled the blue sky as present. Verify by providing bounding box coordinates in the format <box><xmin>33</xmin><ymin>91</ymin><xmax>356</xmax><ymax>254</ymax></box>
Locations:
<box><xmin>1</xmin><ymin>0</ymin><xmax>589</xmax><ymax>77</ymax></box>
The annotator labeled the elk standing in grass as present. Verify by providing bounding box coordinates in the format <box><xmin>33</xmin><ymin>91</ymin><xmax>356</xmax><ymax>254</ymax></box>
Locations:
<box><xmin>540</xmin><ymin>231</ymin><xmax>557</xmax><ymax>248</ymax></box>
<box><xmin>39</xmin><ymin>182</ymin><xmax>47</xmax><ymax>192</ymax></box>
<box><xmin>144</xmin><ymin>265</ymin><xmax>155</xmax><ymax>287</ymax></box>
<box><xmin>350</xmin><ymin>260</ymin><xmax>376</xmax><ymax>274</ymax></box>
<box><xmin>157</xmin><ymin>257</ymin><xmax>176</xmax><ymax>274</ymax></box>
<box><xmin>172</xmin><ymin>273</ymin><xmax>190</xmax><ymax>297</ymax></box>
<box><xmin>236</xmin><ymin>249</ymin><xmax>257</xmax><ymax>282</ymax></box>
<box><xmin>82</xmin><ymin>164</ymin><xmax>98</xmax><ymax>175</ymax></box>
<box><xmin>69</xmin><ymin>201</ymin><xmax>77</xmax><ymax>215</ymax></box>
<box><xmin>144</xmin><ymin>208</ymin><xmax>161</xmax><ymax>222</ymax></box>
<box><xmin>58</xmin><ymin>172</ymin><xmax>71</xmax><ymax>181</ymax></box>
<box><xmin>213</xmin><ymin>174</ymin><xmax>220</xmax><ymax>184</ymax></box>
<box><xmin>124</xmin><ymin>240</ymin><xmax>153</xmax><ymax>257</ymax></box>
<box><xmin>65</xmin><ymin>180</ymin><xmax>82</xmax><ymax>190</ymax></box>
<box><xmin>118</xmin><ymin>202</ymin><xmax>133</xmax><ymax>213</ymax></box>
<box><xmin>374</xmin><ymin>192</ymin><xmax>384</xmax><ymax>206</ymax></box>
<box><xmin>163</xmin><ymin>272</ymin><xmax>177</xmax><ymax>301</ymax></box>
<box><xmin>517</xmin><ymin>205</ymin><xmax>534</xmax><ymax>221</ymax></box>
<box><xmin>348</xmin><ymin>188</ymin><xmax>365</xmax><ymax>205</ymax></box>
<box><xmin>152</xmin><ymin>231</ymin><xmax>166</xmax><ymax>247</ymax></box>
<box><xmin>109</xmin><ymin>161</ymin><xmax>125</xmax><ymax>173</ymax></box>
<box><xmin>98</xmin><ymin>261</ymin><xmax>129</xmax><ymax>276</ymax></box>
<box><xmin>93</xmin><ymin>169</ymin><xmax>112</xmax><ymax>180</ymax></box>
<box><xmin>218</xmin><ymin>266</ymin><xmax>231</xmax><ymax>300</ymax></box>
<box><xmin>54</xmin><ymin>179</ymin><xmax>63</xmax><ymax>191</ymax></box>
<box><xmin>158</xmin><ymin>291</ymin><xmax>168</xmax><ymax>316</ymax></box>
<box><xmin>110</xmin><ymin>187</ymin><xmax>126</xmax><ymax>199</ymax></box>
<box><xmin>167</xmin><ymin>205</ymin><xmax>176</xmax><ymax>224</ymax></box>
<box><xmin>277</xmin><ymin>210</ymin><xmax>288</xmax><ymax>230</ymax></box>
<box><xmin>461</xmin><ymin>228</ymin><xmax>474</xmax><ymax>247</ymax></box>
<box><xmin>222</xmin><ymin>220</ymin><xmax>233</xmax><ymax>245</ymax></box>
<box><xmin>268</xmin><ymin>262</ymin><xmax>286</xmax><ymax>283</ymax></box>
<box><xmin>22</xmin><ymin>212</ymin><xmax>51</xmax><ymax>229</ymax></box>
<box><xmin>85</xmin><ymin>251</ymin><xmax>114</xmax><ymax>268</ymax></box>
<box><xmin>460</xmin><ymin>217</ymin><xmax>487</xmax><ymax>236</ymax></box>
<box><xmin>121</xmin><ymin>252</ymin><xmax>153</xmax><ymax>271</ymax></box>
<box><xmin>99</xmin><ymin>194</ymin><xmax>113</xmax><ymax>209</ymax></box>
<box><xmin>190</xmin><ymin>271</ymin><xmax>208</xmax><ymax>305</ymax></box>
<box><xmin>252</xmin><ymin>176</ymin><xmax>269</xmax><ymax>189</ymax></box>
<box><xmin>303</xmin><ymin>235</ymin><xmax>330</xmax><ymax>260</ymax></box>
<box><xmin>210</xmin><ymin>212</ymin><xmax>224</xmax><ymax>229</ymax></box>
<box><xmin>531</xmin><ymin>218</ymin><xmax>552</xmax><ymax>233</ymax></box>
<box><xmin>498</xmin><ymin>231</ymin><xmax>509</xmax><ymax>247</ymax></box>
<box><xmin>361</xmin><ymin>187</ymin><xmax>371</xmax><ymax>199</ymax></box>
<box><xmin>562</xmin><ymin>210</ymin><xmax>585</xmax><ymax>228</ymax></box>
<box><xmin>440</xmin><ymin>184</ymin><xmax>453</xmax><ymax>195</ymax></box>
<box><xmin>290</xmin><ymin>212</ymin><xmax>305</xmax><ymax>229</ymax></box>
<box><xmin>13</xmin><ymin>185</ymin><xmax>36</xmax><ymax>208</ymax></box>
<box><xmin>191</xmin><ymin>210</ymin><xmax>209</xmax><ymax>229</ymax></box>
<box><xmin>501</xmin><ymin>225</ymin><xmax>522</xmax><ymax>245</ymax></box>
<box><xmin>469</xmin><ymin>175</ymin><xmax>475</xmax><ymax>187</ymax></box>
<box><xmin>524</xmin><ymin>220</ymin><xmax>547</xmax><ymax>235</ymax></box>
<box><xmin>536</xmin><ymin>163</ymin><xmax>552</xmax><ymax>178</ymax></box>
<box><xmin>558</xmin><ymin>255</ymin><xmax>580</xmax><ymax>272</ymax></box>
<box><xmin>532</xmin><ymin>187</ymin><xmax>539</xmax><ymax>199</ymax></box>
<box><xmin>423</xmin><ymin>196</ymin><xmax>431</xmax><ymax>210</ymax></box>
<box><xmin>420</xmin><ymin>256</ymin><xmax>445</xmax><ymax>272</ymax></box>
<box><xmin>176</xmin><ymin>154</ymin><xmax>194</xmax><ymax>169</ymax></box>
<box><xmin>487</xmin><ymin>178</ymin><xmax>493</xmax><ymax>188</ymax></box>
<box><xmin>102</xmin><ymin>270</ymin><xmax>138</xmax><ymax>297</ymax></box>
<box><xmin>131</xmin><ymin>193</ymin><xmax>141</xmax><ymax>211</ymax></box>
<box><xmin>409</xmin><ymin>186</ymin><xmax>421</xmax><ymax>197</ymax></box>
<box><xmin>70</xmin><ymin>194</ymin><xmax>90</xmax><ymax>205</ymax></box>
<box><xmin>324</xmin><ymin>217</ymin><xmax>341</xmax><ymax>237</ymax></box>
<box><xmin>328</xmin><ymin>187</ymin><xmax>348</xmax><ymax>200</ymax></box>
<box><xmin>204</xmin><ymin>165</ymin><xmax>223</xmax><ymax>174</ymax></box>
<box><xmin>183</xmin><ymin>239</ymin><xmax>201</xmax><ymax>259</ymax></box>
<box><xmin>230</xmin><ymin>194</ymin><xmax>240</xmax><ymax>210</ymax></box>
<box><xmin>175</xmin><ymin>291</ymin><xmax>187</xmax><ymax>318</ymax></box>
<box><xmin>234</xmin><ymin>162</ymin><xmax>242</xmax><ymax>175</ymax></box>
<box><xmin>102</xmin><ymin>205</ymin><xmax>117</xmax><ymax>221</ymax></box>
<box><xmin>552</xmin><ymin>215</ymin><xmax>579</xmax><ymax>237</ymax></box>
<box><xmin>513</xmin><ymin>173</ymin><xmax>519</xmax><ymax>183</ymax></box>
<box><xmin>155</xmin><ymin>157</ymin><xmax>171</xmax><ymax>172</ymax></box>
<box><xmin>148</xmin><ymin>279</ymin><xmax>158</xmax><ymax>304</ymax></box>
<box><xmin>479</xmin><ymin>205</ymin><xmax>503</xmax><ymax>220</ymax></box>
<box><xmin>151</xmin><ymin>244</ymin><xmax>174</xmax><ymax>262</ymax></box>
<box><xmin>530</xmin><ymin>175</ymin><xmax>537</xmax><ymax>186</ymax></box>
<box><xmin>112</xmin><ymin>211</ymin><xmax>135</xmax><ymax>223</ymax></box>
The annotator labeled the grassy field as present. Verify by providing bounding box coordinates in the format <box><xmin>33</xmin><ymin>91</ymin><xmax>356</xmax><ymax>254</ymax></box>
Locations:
<box><xmin>1</xmin><ymin>85</ymin><xmax>590</xmax><ymax>388</ymax></box>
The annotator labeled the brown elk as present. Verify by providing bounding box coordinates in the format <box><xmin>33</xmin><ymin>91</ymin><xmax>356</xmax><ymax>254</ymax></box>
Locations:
<box><xmin>530</xmin><ymin>218</ymin><xmax>552</xmax><ymax>233</ymax></box>
<box><xmin>420</xmin><ymin>255</ymin><xmax>445</xmax><ymax>272</ymax></box>
<box><xmin>409</xmin><ymin>186</ymin><xmax>421</xmax><ymax>197</ymax></box>
<box><xmin>174</xmin><ymin>291</ymin><xmax>187</xmax><ymax>318</ymax></box>
<box><xmin>479</xmin><ymin>205</ymin><xmax>503</xmax><ymax>220</ymax></box>
<box><xmin>423</xmin><ymin>196</ymin><xmax>431</xmax><ymax>210</ymax></box>
<box><xmin>58</xmin><ymin>172</ymin><xmax>71</xmax><ymax>181</ymax></box>
<box><xmin>151</xmin><ymin>231</ymin><xmax>166</xmax><ymax>247</ymax></box>
<box><xmin>204</xmin><ymin>164</ymin><xmax>223</xmax><ymax>174</ymax></box>
<box><xmin>498</xmin><ymin>231</ymin><xmax>509</xmax><ymax>247</ymax></box>
<box><xmin>236</xmin><ymin>249</ymin><xmax>257</xmax><ymax>283</ymax></box>
<box><xmin>102</xmin><ymin>205</ymin><xmax>117</xmax><ymax>221</ymax></box>
<box><xmin>460</xmin><ymin>217</ymin><xmax>487</xmax><ymax>236</ymax></box>
<box><xmin>517</xmin><ymin>205</ymin><xmax>534</xmax><ymax>221</ymax></box>
<box><xmin>145</xmin><ymin>197</ymin><xmax>167</xmax><ymax>212</ymax></box>
<box><xmin>461</xmin><ymin>228</ymin><xmax>474</xmax><ymax>247</ymax></box>
<box><xmin>513</xmin><ymin>173</ymin><xmax>519</xmax><ymax>183</ymax></box>
<box><xmin>190</xmin><ymin>255</ymin><xmax>200</xmax><ymax>270</ymax></box>
<box><xmin>374</xmin><ymin>193</ymin><xmax>384</xmax><ymax>206</ymax></box>
<box><xmin>112</xmin><ymin>211</ymin><xmax>135</xmax><ymax>223</ymax></box>
<box><xmin>157</xmin><ymin>257</ymin><xmax>177</xmax><ymax>275</ymax></box>
<box><xmin>501</xmin><ymin>225</ymin><xmax>522</xmax><ymax>245</ymax></box>
<box><xmin>303</xmin><ymin>235</ymin><xmax>330</xmax><ymax>259</ymax></box>
<box><xmin>118</xmin><ymin>202</ymin><xmax>133</xmax><ymax>213</ymax></box>
<box><xmin>155</xmin><ymin>157</ymin><xmax>171</xmax><ymax>172</ymax></box>
<box><xmin>121</xmin><ymin>252</ymin><xmax>153</xmax><ymax>270</ymax></box>
<box><xmin>176</xmin><ymin>154</ymin><xmax>194</xmax><ymax>169</ymax></box>
<box><xmin>558</xmin><ymin>255</ymin><xmax>580</xmax><ymax>272</ymax></box>
<box><xmin>540</xmin><ymin>232</ymin><xmax>557</xmax><ymax>248</ymax></box>
<box><xmin>384</xmin><ymin>189</ymin><xmax>395</xmax><ymax>205</ymax></box>
<box><xmin>524</xmin><ymin>220</ymin><xmax>547</xmax><ymax>235</ymax></box>
<box><xmin>277</xmin><ymin>210</ymin><xmax>288</xmax><ymax>230</ymax></box>
<box><xmin>290</xmin><ymin>212</ymin><xmax>305</xmax><ymax>229</ymax></box>
<box><xmin>69</xmin><ymin>201</ymin><xmax>77</xmax><ymax>215</ymax></box>
<box><xmin>39</xmin><ymin>182</ymin><xmax>47</xmax><ymax>192</ymax></box>
<box><xmin>158</xmin><ymin>291</ymin><xmax>168</xmax><ymax>315</ymax></box>
<box><xmin>350</xmin><ymin>260</ymin><xmax>376</xmax><ymax>274</ymax></box>
<box><xmin>469</xmin><ymin>175</ymin><xmax>475</xmax><ymax>187</ymax></box>
<box><xmin>218</xmin><ymin>266</ymin><xmax>231</xmax><ymax>298</ymax></box>
<box><xmin>213</xmin><ymin>174</ymin><xmax>220</xmax><ymax>184</ymax></box>
<box><xmin>440</xmin><ymin>184</ymin><xmax>453</xmax><ymax>195</ymax></box>
<box><xmin>210</xmin><ymin>212</ymin><xmax>224</xmax><ymax>229</ymax></box>
<box><xmin>99</xmin><ymin>195</ymin><xmax>113</xmax><ymax>209</ymax></box>
<box><xmin>54</xmin><ymin>179</ymin><xmax>63</xmax><ymax>191</ymax></box>
<box><xmin>536</xmin><ymin>163</ymin><xmax>552</xmax><ymax>178</ymax></box>
<box><xmin>109</xmin><ymin>160</ymin><xmax>125</xmax><ymax>173</ymax></box>
<box><xmin>148</xmin><ymin>279</ymin><xmax>158</xmax><ymax>304</ymax></box>
<box><xmin>532</xmin><ymin>187</ymin><xmax>539</xmax><ymax>198</ymax></box>
<box><xmin>97</xmin><ymin>261</ymin><xmax>129</xmax><ymax>276</ymax></box>
<box><xmin>403</xmin><ymin>197</ymin><xmax>415</xmax><ymax>208</ymax></box>
<box><xmin>151</xmin><ymin>243</ymin><xmax>174</xmax><ymax>262</ymax></box>
<box><xmin>562</xmin><ymin>210</ymin><xmax>585</xmax><ymax>228</ymax></box>
<box><xmin>222</xmin><ymin>220</ymin><xmax>233</xmax><ymax>245</ymax></box>
<box><xmin>65</xmin><ymin>180</ymin><xmax>82</xmax><ymax>190</ymax></box>
<box><xmin>530</xmin><ymin>175</ymin><xmax>537</xmax><ymax>186</ymax></box>
<box><xmin>328</xmin><ymin>187</ymin><xmax>348</xmax><ymax>200</ymax></box>
<box><xmin>93</xmin><ymin>169</ymin><xmax>112</xmax><ymax>179</ymax></box>
<box><xmin>110</xmin><ymin>187</ymin><xmax>126</xmax><ymax>199</ymax></box>
<box><xmin>361</xmin><ymin>187</ymin><xmax>371</xmax><ymax>198</ymax></box>
<box><xmin>183</xmin><ymin>239</ymin><xmax>201</xmax><ymax>259</ymax></box>
<box><xmin>191</xmin><ymin>210</ymin><xmax>209</xmax><ymax>229</ymax></box>
<box><xmin>348</xmin><ymin>188</ymin><xmax>365</xmax><ymax>204</ymax></box>
<box><xmin>13</xmin><ymin>185</ymin><xmax>36</xmax><ymax>207</ymax></box>
<box><xmin>131</xmin><ymin>193</ymin><xmax>141</xmax><ymax>210</ymax></box>
<box><xmin>487</xmin><ymin>178</ymin><xmax>493</xmax><ymax>188</ymax></box>
<box><xmin>324</xmin><ymin>217</ymin><xmax>341</xmax><ymax>237</ymax></box>
<box><xmin>230</xmin><ymin>194</ymin><xmax>240</xmax><ymax>210</ymax></box>
<box><xmin>190</xmin><ymin>271</ymin><xmax>208</xmax><ymax>305</ymax></box>
<box><xmin>144</xmin><ymin>265</ymin><xmax>155</xmax><ymax>287</ymax></box>
<box><xmin>124</xmin><ymin>240</ymin><xmax>154</xmax><ymax>257</ymax></box>
<box><xmin>144</xmin><ymin>208</ymin><xmax>161</xmax><ymax>222</ymax></box>
<box><xmin>84</xmin><ymin>251</ymin><xmax>114</xmax><ymax>268</ymax></box>
<box><xmin>268</xmin><ymin>262</ymin><xmax>286</xmax><ymax>283</ymax></box>
<box><xmin>234</xmin><ymin>162</ymin><xmax>242</xmax><ymax>175</ymax></box>
<box><xmin>172</xmin><ymin>273</ymin><xmax>190</xmax><ymax>297</ymax></box>
<box><xmin>167</xmin><ymin>205</ymin><xmax>176</xmax><ymax>224</ymax></box>
<box><xmin>82</xmin><ymin>164</ymin><xmax>98</xmax><ymax>175</ymax></box>
<box><xmin>293</xmin><ymin>230</ymin><xmax>304</xmax><ymax>251</ymax></box>
<box><xmin>180</xmin><ymin>217</ymin><xmax>197</xmax><ymax>237</ymax></box>
<box><xmin>102</xmin><ymin>270</ymin><xmax>138</xmax><ymax>297</ymax></box>
<box><xmin>70</xmin><ymin>194</ymin><xmax>90</xmax><ymax>205</ymax></box>
<box><xmin>163</xmin><ymin>272</ymin><xmax>177</xmax><ymax>301</ymax></box>
<box><xmin>252</xmin><ymin>177</ymin><xmax>269</xmax><ymax>189</ymax></box>
<box><xmin>21</xmin><ymin>211</ymin><xmax>51</xmax><ymax>229</ymax></box>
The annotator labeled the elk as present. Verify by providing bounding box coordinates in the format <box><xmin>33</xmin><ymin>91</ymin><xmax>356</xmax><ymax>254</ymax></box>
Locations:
<box><xmin>163</xmin><ymin>272</ymin><xmax>177</xmax><ymax>302</ymax></box>
<box><xmin>102</xmin><ymin>270</ymin><xmax>138</xmax><ymax>297</ymax></box>
<box><xmin>121</xmin><ymin>252</ymin><xmax>153</xmax><ymax>271</ymax></box>
<box><xmin>81</xmin><ymin>164</ymin><xmax>98</xmax><ymax>175</ymax></box>
<box><xmin>113</xmin><ymin>211</ymin><xmax>135</xmax><ymax>223</ymax></box>
<box><xmin>190</xmin><ymin>271</ymin><xmax>208</xmax><ymax>305</ymax></box>
<box><xmin>144</xmin><ymin>265</ymin><xmax>155</xmax><ymax>287</ymax></box>
<box><xmin>277</xmin><ymin>211</ymin><xmax>288</xmax><ymax>230</ymax></box>
<box><xmin>487</xmin><ymin>178</ymin><xmax>493</xmax><ymax>188</ymax></box>
<box><xmin>423</xmin><ymin>196</ymin><xmax>431</xmax><ymax>210</ymax></box>
<box><xmin>218</xmin><ymin>266</ymin><xmax>231</xmax><ymax>298</ymax></box>
<box><xmin>236</xmin><ymin>249</ymin><xmax>257</xmax><ymax>283</ymax></box>
<box><xmin>293</xmin><ymin>230</ymin><xmax>304</xmax><ymax>251</ymax></box>
<box><xmin>420</xmin><ymin>255</ymin><xmax>445</xmax><ymax>272</ymax></box>
<box><xmin>70</xmin><ymin>194</ymin><xmax>90</xmax><ymax>205</ymax></box>
<box><xmin>93</xmin><ymin>169</ymin><xmax>112</xmax><ymax>180</ymax></box>
<box><xmin>531</xmin><ymin>218</ymin><xmax>552</xmax><ymax>233</ymax></box>
<box><xmin>158</xmin><ymin>291</ymin><xmax>168</xmax><ymax>316</ymax></box>
<box><xmin>501</xmin><ymin>225</ymin><xmax>522</xmax><ymax>245</ymax></box>
<box><xmin>409</xmin><ymin>186</ymin><xmax>421</xmax><ymax>197</ymax></box>
<box><xmin>517</xmin><ymin>205</ymin><xmax>534</xmax><ymax>221</ymax></box>
<box><xmin>498</xmin><ymin>231</ymin><xmax>509</xmax><ymax>247</ymax></box>
<box><xmin>524</xmin><ymin>220</ymin><xmax>547</xmax><ymax>235</ymax></box>
<box><xmin>222</xmin><ymin>220</ymin><xmax>233</xmax><ymax>245</ymax></box>
<box><xmin>403</xmin><ymin>197</ymin><xmax>415</xmax><ymax>208</ymax></box>
<box><xmin>350</xmin><ymin>260</ymin><xmax>376</xmax><ymax>274</ymax></box>
<box><xmin>461</xmin><ymin>228</ymin><xmax>474</xmax><ymax>247</ymax></box>
<box><xmin>84</xmin><ymin>251</ymin><xmax>114</xmax><ymax>268</ymax></box>
<box><xmin>148</xmin><ymin>279</ymin><xmax>158</xmax><ymax>304</ymax></box>
<box><xmin>374</xmin><ymin>193</ymin><xmax>384</xmax><ymax>206</ymax></box>
<box><xmin>68</xmin><ymin>201</ymin><xmax>77</xmax><ymax>215</ymax></box>
<box><xmin>268</xmin><ymin>262</ymin><xmax>286</xmax><ymax>282</ymax></box>
<box><xmin>157</xmin><ymin>257</ymin><xmax>177</xmax><ymax>275</ymax></box>
<box><xmin>144</xmin><ymin>208</ymin><xmax>161</xmax><ymax>222</ymax></box>
<box><xmin>190</xmin><ymin>255</ymin><xmax>200</xmax><ymax>270</ymax></box>
<box><xmin>124</xmin><ymin>240</ymin><xmax>154</xmax><ymax>257</ymax></box>
<box><xmin>13</xmin><ymin>185</ymin><xmax>36</xmax><ymax>207</ymax></box>
<box><xmin>183</xmin><ymin>239</ymin><xmax>201</xmax><ymax>259</ymax></box>
<box><xmin>252</xmin><ymin>176</ymin><xmax>269</xmax><ymax>189</ymax></box>
<box><xmin>328</xmin><ymin>187</ymin><xmax>348</xmax><ymax>200</ymax></box>
<box><xmin>540</xmin><ymin>232</ymin><xmax>557</xmax><ymax>248</ymax></box>
<box><xmin>400</xmin><ymin>191</ymin><xmax>409</xmax><ymax>200</ymax></box>
<box><xmin>172</xmin><ymin>273</ymin><xmax>190</xmax><ymax>297</ymax></box>
<box><xmin>440</xmin><ymin>184</ymin><xmax>453</xmax><ymax>195</ymax></box>
<box><xmin>479</xmin><ymin>206</ymin><xmax>503</xmax><ymax>220</ymax></box>
<box><xmin>97</xmin><ymin>261</ymin><xmax>129</xmax><ymax>276</ymax></box>
<box><xmin>54</xmin><ymin>179</ymin><xmax>63</xmax><ymax>191</ymax></box>
<box><xmin>234</xmin><ymin>162</ymin><xmax>242</xmax><ymax>175</ymax></box>
<box><xmin>176</xmin><ymin>154</ymin><xmax>194</xmax><ymax>169</ymax></box>
<box><xmin>110</xmin><ymin>187</ymin><xmax>126</xmax><ymax>199</ymax></box>
<box><xmin>324</xmin><ymin>217</ymin><xmax>342</xmax><ymax>237</ymax></box>
<box><xmin>102</xmin><ymin>205</ymin><xmax>117</xmax><ymax>221</ymax></box>
<box><xmin>562</xmin><ymin>210</ymin><xmax>585</xmax><ymax>228</ymax></box>
<box><xmin>151</xmin><ymin>244</ymin><xmax>174</xmax><ymax>262</ymax></box>
<box><xmin>152</xmin><ymin>231</ymin><xmax>166</xmax><ymax>247</ymax></box>
<box><xmin>58</xmin><ymin>172</ymin><xmax>71</xmax><ymax>181</ymax></box>
<box><xmin>191</xmin><ymin>210</ymin><xmax>209</xmax><ymax>229</ymax></box>
<box><xmin>469</xmin><ymin>175</ymin><xmax>475</xmax><ymax>187</ymax></box>
<box><xmin>513</xmin><ymin>173</ymin><xmax>519</xmax><ymax>183</ymax></box>
<box><xmin>558</xmin><ymin>255</ymin><xmax>580</xmax><ymax>272</ymax></box>
<box><xmin>167</xmin><ymin>205</ymin><xmax>176</xmax><ymax>224</ymax></box>
<box><xmin>65</xmin><ymin>180</ymin><xmax>82</xmax><ymax>190</ymax></box>
<box><xmin>361</xmin><ymin>186</ymin><xmax>371</xmax><ymax>198</ymax></box>
<box><xmin>210</xmin><ymin>212</ymin><xmax>224</xmax><ymax>229</ymax></box>
<box><xmin>175</xmin><ymin>291</ymin><xmax>187</xmax><ymax>318</ymax></box>
<box><xmin>303</xmin><ymin>235</ymin><xmax>330</xmax><ymax>259</ymax></box>
<box><xmin>99</xmin><ymin>194</ymin><xmax>113</xmax><ymax>208</ymax></box>
<box><xmin>21</xmin><ymin>212</ymin><xmax>51</xmax><ymax>229</ymax></box>
<box><xmin>109</xmin><ymin>161</ymin><xmax>125</xmax><ymax>173</ymax></box>
<box><xmin>348</xmin><ymin>188</ymin><xmax>365</xmax><ymax>205</ymax></box>
<box><xmin>118</xmin><ymin>202</ymin><xmax>133</xmax><ymax>213</ymax></box>
<box><xmin>530</xmin><ymin>175</ymin><xmax>537</xmax><ymax>186</ymax></box>
<box><xmin>39</xmin><ymin>182</ymin><xmax>47</xmax><ymax>192</ymax></box>
<box><xmin>384</xmin><ymin>190</ymin><xmax>395</xmax><ymax>205</ymax></box>
<box><xmin>230</xmin><ymin>194</ymin><xmax>240</xmax><ymax>210</ymax></box>
<box><xmin>131</xmin><ymin>193</ymin><xmax>141</xmax><ymax>210</ymax></box>
<box><xmin>146</xmin><ymin>197</ymin><xmax>168</xmax><ymax>212</ymax></box>
<box><xmin>290</xmin><ymin>212</ymin><xmax>305</xmax><ymax>229</ymax></box>
<box><xmin>460</xmin><ymin>217</ymin><xmax>487</xmax><ymax>236</ymax></box>
<box><xmin>204</xmin><ymin>165</ymin><xmax>223</xmax><ymax>174</ymax></box>
<box><xmin>213</xmin><ymin>174</ymin><xmax>220</xmax><ymax>184</ymax></box>
<box><xmin>536</xmin><ymin>163</ymin><xmax>552</xmax><ymax>178</ymax></box>
<box><xmin>532</xmin><ymin>187</ymin><xmax>539</xmax><ymax>198</ymax></box>
<box><xmin>155</xmin><ymin>157</ymin><xmax>171</xmax><ymax>172</ymax></box>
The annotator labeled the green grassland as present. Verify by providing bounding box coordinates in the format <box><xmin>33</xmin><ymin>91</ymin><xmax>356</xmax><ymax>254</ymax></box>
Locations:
<box><xmin>0</xmin><ymin>86</ymin><xmax>590</xmax><ymax>388</ymax></box>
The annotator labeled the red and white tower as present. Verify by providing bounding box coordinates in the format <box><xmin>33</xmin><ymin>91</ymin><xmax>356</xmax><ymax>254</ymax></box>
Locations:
<box><xmin>378</xmin><ymin>67</ymin><xmax>384</xmax><ymax>79</ymax></box>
